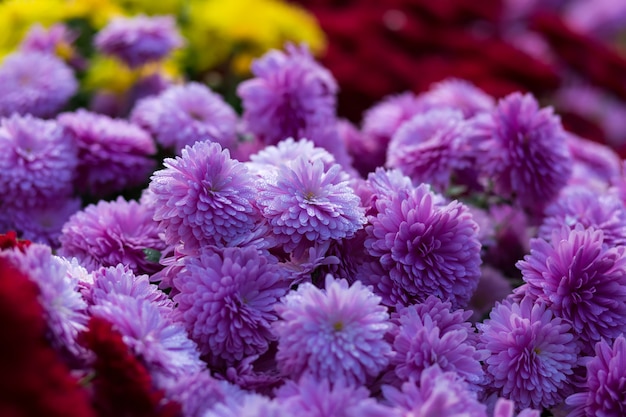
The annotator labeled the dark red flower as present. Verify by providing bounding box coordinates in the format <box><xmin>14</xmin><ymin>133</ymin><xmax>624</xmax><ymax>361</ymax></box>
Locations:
<box><xmin>0</xmin><ymin>256</ymin><xmax>95</xmax><ymax>417</ymax></box>
<box><xmin>80</xmin><ymin>316</ymin><xmax>181</xmax><ymax>417</ymax></box>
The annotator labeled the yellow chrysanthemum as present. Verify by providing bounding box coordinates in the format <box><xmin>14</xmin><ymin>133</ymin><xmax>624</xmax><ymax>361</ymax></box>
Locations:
<box><xmin>64</xmin><ymin>0</ymin><xmax>125</xmax><ymax>28</ymax></box>
<box><xmin>83</xmin><ymin>55</ymin><xmax>137</xmax><ymax>93</ymax></box>
<box><xmin>184</xmin><ymin>0</ymin><xmax>325</xmax><ymax>73</ymax></box>
<box><xmin>112</xmin><ymin>0</ymin><xmax>183</xmax><ymax>16</ymax></box>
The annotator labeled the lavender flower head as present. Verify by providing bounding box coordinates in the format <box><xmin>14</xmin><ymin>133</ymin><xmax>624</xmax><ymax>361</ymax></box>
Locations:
<box><xmin>566</xmin><ymin>133</ymin><xmax>622</xmax><ymax>184</ymax></box>
<box><xmin>0</xmin><ymin>243</ymin><xmax>88</xmax><ymax>359</ymax></box>
<box><xmin>91</xmin><ymin>292</ymin><xmax>203</xmax><ymax>383</ymax></box>
<box><xmin>477</xmin><ymin>296</ymin><xmax>579</xmax><ymax>410</ymax></box>
<box><xmin>517</xmin><ymin>226</ymin><xmax>626</xmax><ymax>348</ymax></box>
<box><xmin>20</xmin><ymin>23</ymin><xmax>76</xmax><ymax>58</ymax></box>
<box><xmin>149</xmin><ymin>140</ymin><xmax>259</xmax><ymax>249</ymax></box>
<box><xmin>0</xmin><ymin>51</ymin><xmax>77</xmax><ymax>117</ymax></box>
<box><xmin>238</xmin><ymin>43</ymin><xmax>337</xmax><ymax>146</ymax></box>
<box><xmin>387</xmin><ymin>108</ymin><xmax>472</xmax><ymax>192</ymax></box>
<box><xmin>382</xmin><ymin>365</ymin><xmax>487</xmax><ymax>417</ymax></box>
<box><xmin>566</xmin><ymin>335</ymin><xmax>626</xmax><ymax>417</ymax></box>
<box><xmin>58</xmin><ymin>109</ymin><xmax>156</xmax><ymax>197</ymax></box>
<box><xmin>472</xmin><ymin>92</ymin><xmax>572</xmax><ymax>214</ymax></box>
<box><xmin>276</xmin><ymin>375</ymin><xmax>394</xmax><ymax>417</ymax></box>
<box><xmin>256</xmin><ymin>156</ymin><xmax>366</xmax><ymax>255</ymax></box>
<box><xmin>94</xmin><ymin>14</ymin><xmax>183</xmax><ymax>68</ymax></box>
<box><xmin>538</xmin><ymin>185</ymin><xmax>626</xmax><ymax>247</ymax></box>
<box><xmin>247</xmin><ymin>137</ymin><xmax>337</xmax><ymax>177</ymax></box>
<box><xmin>417</xmin><ymin>78</ymin><xmax>495</xmax><ymax>118</ymax></box>
<box><xmin>365</xmin><ymin>183</ymin><xmax>482</xmax><ymax>308</ymax></box>
<box><xmin>391</xmin><ymin>299</ymin><xmax>485</xmax><ymax>387</ymax></box>
<box><xmin>164</xmin><ymin>370</ymin><xmax>244</xmax><ymax>417</ymax></box>
<box><xmin>0</xmin><ymin>114</ymin><xmax>77</xmax><ymax>208</ymax></box>
<box><xmin>8</xmin><ymin>197</ymin><xmax>81</xmax><ymax>247</ymax></box>
<box><xmin>88</xmin><ymin>264</ymin><xmax>173</xmax><ymax>313</ymax></box>
<box><xmin>273</xmin><ymin>275</ymin><xmax>392</xmax><ymax>386</ymax></box>
<box><xmin>361</xmin><ymin>92</ymin><xmax>423</xmax><ymax>170</ymax></box>
<box><xmin>131</xmin><ymin>82</ymin><xmax>237</xmax><ymax>153</ymax></box>
<box><xmin>205</xmin><ymin>393</ymin><xmax>288</xmax><ymax>417</ymax></box>
<box><xmin>59</xmin><ymin>196</ymin><xmax>166</xmax><ymax>275</ymax></box>
<box><xmin>173</xmin><ymin>246</ymin><xmax>289</xmax><ymax>366</ymax></box>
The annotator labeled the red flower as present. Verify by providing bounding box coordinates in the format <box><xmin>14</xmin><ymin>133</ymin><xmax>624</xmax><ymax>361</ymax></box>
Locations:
<box><xmin>80</xmin><ymin>316</ymin><xmax>181</xmax><ymax>417</ymax></box>
<box><xmin>0</xmin><ymin>256</ymin><xmax>95</xmax><ymax>417</ymax></box>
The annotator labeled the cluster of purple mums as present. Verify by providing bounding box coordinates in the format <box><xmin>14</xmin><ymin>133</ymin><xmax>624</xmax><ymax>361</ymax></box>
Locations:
<box><xmin>2</xmin><ymin>13</ymin><xmax>626</xmax><ymax>417</ymax></box>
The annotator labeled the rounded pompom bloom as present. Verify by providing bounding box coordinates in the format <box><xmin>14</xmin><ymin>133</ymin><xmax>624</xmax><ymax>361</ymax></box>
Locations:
<box><xmin>88</xmin><ymin>264</ymin><xmax>173</xmax><ymax>313</ymax></box>
<box><xmin>131</xmin><ymin>82</ymin><xmax>237</xmax><ymax>154</ymax></box>
<box><xmin>237</xmin><ymin>44</ymin><xmax>337</xmax><ymax>146</ymax></box>
<box><xmin>538</xmin><ymin>186</ymin><xmax>626</xmax><ymax>247</ymax></box>
<box><xmin>387</xmin><ymin>108</ymin><xmax>472</xmax><ymax>192</ymax></box>
<box><xmin>358</xmin><ymin>93</ymin><xmax>425</xmax><ymax>171</ymax></box>
<box><xmin>517</xmin><ymin>226</ymin><xmax>626</xmax><ymax>348</ymax></box>
<box><xmin>1</xmin><ymin>244</ymin><xmax>88</xmax><ymax>359</ymax></box>
<box><xmin>566</xmin><ymin>335</ymin><xmax>626</xmax><ymax>417</ymax></box>
<box><xmin>149</xmin><ymin>141</ymin><xmax>259</xmax><ymax>249</ymax></box>
<box><xmin>173</xmin><ymin>246</ymin><xmax>289</xmax><ymax>366</ymax></box>
<box><xmin>94</xmin><ymin>14</ymin><xmax>183</xmax><ymax>68</ymax></box>
<box><xmin>365</xmin><ymin>183</ymin><xmax>482</xmax><ymax>308</ymax></box>
<box><xmin>417</xmin><ymin>78</ymin><xmax>495</xmax><ymax>118</ymax></box>
<box><xmin>391</xmin><ymin>297</ymin><xmax>485</xmax><ymax>386</ymax></box>
<box><xmin>0</xmin><ymin>114</ymin><xmax>77</xmax><ymax>208</ymax></box>
<box><xmin>273</xmin><ymin>275</ymin><xmax>392</xmax><ymax>386</ymax></box>
<box><xmin>247</xmin><ymin>137</ymin><xmax>337</xmax><ymax>177</ymax></box>
<box><xmin>276</xmin><ymin>375</ymin><xmax>394</xmax><ymax>417</ymax></box>
<box><xmin>383</xmin><ymin>365</ymin><xmax>487</xmax><ymax>417</ymax></box>
<box><xmin>256</xmin><ymin>157</ymin><xmax>366</xmax><ymax>254</ymax></box>
<box><xmin>477</xmin><ymin>297</ymin><xmax>579</xmax><ymax>410</ymax></box>
<box><xmin>91</xmin><ymin>292</ymin><xmax>203</xmax><ymax>382</ymax></box>
<box><xmin>57</xmin><ymin>109</ymin><xmax>156</xmax><ymax>197</ymax></box>
<box><xmin>59</xmin><ymin>196</ymin><xmax>166</xmax><ymax>275</ymax></box>
<box><xmin>472</xmin><ymin>92</ymin><xmax>572</xmax><ymax>213</ymax></box>
<box><xmin>0</xmin><ymin>51</ymin><xmax>77</xmax><ymax>118</ymax></box>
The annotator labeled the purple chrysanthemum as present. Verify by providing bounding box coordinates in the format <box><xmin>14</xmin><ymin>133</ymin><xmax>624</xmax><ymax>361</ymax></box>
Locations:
<box><xmin>94</xmin><ymin>14</ymin><xmax>183</xmax><ymax>68</ymax></box>
<box><xmin>566</xmin><ymin>335</ymin><xmax>626</xmax><ymax>417</ymax></box>
<box><xmin>59</xmin><ymin>196</ymin><xmax>166</xmax><ymax>275</ymax></box>
<box><xmin>360</xmin><ymin>92</ymin><xmax>424</xmax><ymax>172</ymax></box>
<box><xmin>417</xmin><ymin>78</ymin><xmax>495</xmax><ymax>118</ymax></box>
<box><xmin>256</xmin><ymin>156</ymin><xmax>366</xmax><ymax>254</ymax></box>
<box><xmin>164</xmin><ymin>371</ymin><xmax>244</xmax><ymax>417</ymax></box>
<box><xmin>0</xmin><ymin>244</ymin><xmax>88</xmax><ymax>359</ymax></box>
<box><xmin>517</xmin><ymin>226</ymin><xmax>626</xmax><ymax>348</ymax></box>
<box><xmin>477</xmin><ymin>296</ymin><xmax>579</xmax><ymax>410</ymax></box>
<box><xmin>58</xmin><ymin>109</ymin><xmax>156</xmax><ymax>197</ymax></box>
<box><xmin>0</xmin><ymin>51</ymin><xmax>77</xmax><ymax>117</ymax></box>
<box><xmin>88</xmin><ymin>264</ymin><xmax>173</xmax><ymax>313</ymax></box>
<box><xmin>492</xmin><ymin>398</ymin><xmax>540</xmax><ymax>417</ymax></box>
<box><xmin>247</xmin><ymin>137</ymin><xmax>337</xmax><ymax>177</ymax></box>
<box><xmin>538</xmin><ymin>185</ymin><xmax>626</xmax><ymax>247</ymax></box>
<box><xmin>90</xmin><ymin>292</ymin><xmax>203</xmax><ymax>383</ymax></box>
<box><xmin>205</xmin><ymin>393</ymin><xmax>288</xmax><ymax>417</ymax></box>
<box><xmin>0</xmin><ymin>114</ymin><xmax>77</xmax><ymax>208</ymax></box>
<box><xmin>276</xmin><ymin>375</ymin><xmax>394</xmax><ymax>417</ymax></box>
<box><xmin>382</xmin><ymin>365</ymin><xmax>487</xmax><ymax>417</ymax></box>
<box><xmin>387</xmin><ymin>108</ymin><xmax>472</xmax><ymax>192</ymax></box>
<box><xmin>391</xmin><ymin>299</ymin><xmax>485</xmax><ymax>387</ymax></box>
<box><xmin>273</xmin><ymin>275</ymin><xmax>392</xmax><ymax>386</ymax></box>
<box><xmin>237</xmin><ymin>44</ymin><xmax>337</xmax><ymax>146</ymax></box>
<box><xmin>149</xmin><ymin>140</ymin><xmax>259</xmax><ymax>249</ymax></box>
<box><xmin>131</xmin><ymin>82</ymin><xmax>237</xmax><ymax>153</ymax></box>
<box><xmin>7</xmin><ymin>197</ymin><xmax>81</xmax><ymax>247</ymax></box>
<box><xmin>365</xmin><ymin>183</ymin><xmax>482</xmax><ymax>308</ymax></box>
<box><xmin>173</xmin><ymin>246</ymin><xmax>289</xmax><ymax>366</ymax></box>
<box><xmin>471</xmin><ymin>92</ymin><xmax>572</xmax><ymax>214</ymax></box>
<box><xmin>566</xmin><ymin>133</ymin><xmax>621</xmax><ymax>184</ymax></box>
